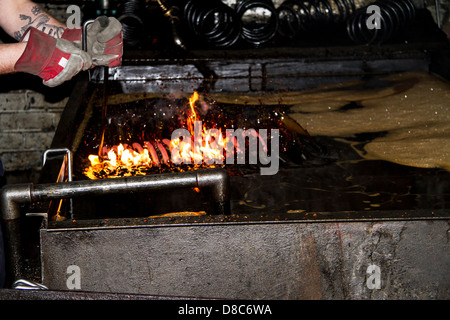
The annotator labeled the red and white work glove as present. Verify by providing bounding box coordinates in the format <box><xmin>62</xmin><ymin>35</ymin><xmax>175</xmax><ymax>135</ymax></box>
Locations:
<box><xmin>14</xmin><ymin>27</ymin><xmax>92</xmax><ymax>87</ymax></box>
<box><xmin>62</xmin><ymin>16</ymin><xmax>123</xmax><ymax>67</ymax></box>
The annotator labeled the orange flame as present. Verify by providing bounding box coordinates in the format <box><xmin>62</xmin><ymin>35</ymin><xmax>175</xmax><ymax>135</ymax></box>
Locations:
<box><xmin>171</xmin><ymin>91</ymin><xmax>227</xmax><ymax>165</ymax></box>
<box><xmin>84</xmin><ymin>92</ymin><xmax>226</xmax><ymax>179</ymax></box>
<box><xmin>188</xmin><ymin>91</ymin><xmax>199</xmax><ymax>129</ymax></box>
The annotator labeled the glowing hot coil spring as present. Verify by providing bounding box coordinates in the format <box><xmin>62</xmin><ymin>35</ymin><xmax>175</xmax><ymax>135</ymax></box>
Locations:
<box><xmin>84</xmin><ymin>131</ymin><xmax>271</xmax><ymax>180</ymax></box>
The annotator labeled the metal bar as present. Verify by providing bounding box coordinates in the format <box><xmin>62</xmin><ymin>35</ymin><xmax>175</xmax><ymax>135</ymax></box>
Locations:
<box><xmin>2</xmin><ymin>168</ymin><xmax>230</xmax><ymax>221</ymax></box>
<box><xmin>82</xmin><ymin>19</ymin><xmax>95</xmax><ymax>82</ymax></box>
<box><xmin>82</xmin><ymin>19</ymin><xmax>95</xmax><ymax>52</ymax></box>
<box><xmin>42</xmin><ymin>148</ymin><xmax>74</xmax><ymax>220</ymax></box>
<box><xmin>435</xmin><ymin>0</ymin><xmax>441</xmax><ymax>29</ymax></box>
<box><xmin>42</xmin><ymin>148</ymin><xmax>72</xmax><ymax>182</ymax></box>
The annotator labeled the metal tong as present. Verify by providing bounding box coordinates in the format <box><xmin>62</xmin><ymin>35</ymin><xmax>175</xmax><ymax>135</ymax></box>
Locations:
<box><xmin>82</xmin><ymin>18</ymin><xmax>109</xmax><ymax>159</ymax></box>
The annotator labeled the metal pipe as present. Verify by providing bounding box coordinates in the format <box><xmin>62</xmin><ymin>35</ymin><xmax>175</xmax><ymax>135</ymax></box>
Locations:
<box><xmin>1</xmin><ymin>168</ymin><xmax>230</xmax><ymax>221</ymax></box>
<box><xmin>0</xmin><ymin>184</ymin><xmax>33</xmax><ymax>221</ymax></box>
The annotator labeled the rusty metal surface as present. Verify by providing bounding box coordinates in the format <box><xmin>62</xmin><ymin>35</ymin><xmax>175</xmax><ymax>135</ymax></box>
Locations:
<box><xmin>40</xmin><ymin>219</ymin><xmax>450</xmax><ymax>299</ymax></box>
<box><xmin>94</xmin><ymin>55</ymin><xmax>431</xmax><ymax>94</ymax></box>
<box><xmin>0</xmin><ymin>288</ymin><xmax>203</xmax><ymax>300</ymax></box>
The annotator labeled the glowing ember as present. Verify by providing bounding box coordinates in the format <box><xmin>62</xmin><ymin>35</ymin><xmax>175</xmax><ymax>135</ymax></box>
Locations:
<box><xmin>84</xmin><ymin>92</ymin><xmax>227</xmax><ymax>179</ymax></box>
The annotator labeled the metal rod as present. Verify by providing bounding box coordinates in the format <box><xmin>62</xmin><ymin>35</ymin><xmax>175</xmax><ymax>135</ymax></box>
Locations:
<box><xmin>435</xmin><ymin>0</ymin><xmax>441</xmax><ymax>29</ymax></box>
<box><xmin>1</xmin><ymin>168</ymin><xmax>230</xmax><ymax>221</ymax></box>
<box><xmin>81</xmin><ymin>18</ymin><xmax>110</xmax><ymax>158</ymax></box>
<box><xmin>82</xmin><ymin>19</ymin><xmax>95</xmax><ymax>52</ymax></box>
<box><xmin>42</xmin><ymin>148</ymin><xmax>72</xmax><ymax>182</ymax></box>
<box><xmin>98</xmin><ymin>66</ymin><xmax>109</xmax><ymax>159</ymax></box>
<box><xmin>42</xmin><ymin>148</ymin><xmax>74</xmax><ymax>220</ymax></box>
<box><xmin>32</xmin><ymin>173</ymin><xmax>196</xmax><ymax>201</ymax></box>
<box><xmin>82</xmin><ymin>19</ymin><xmax>95</xmax><ymax>82</ymax></box>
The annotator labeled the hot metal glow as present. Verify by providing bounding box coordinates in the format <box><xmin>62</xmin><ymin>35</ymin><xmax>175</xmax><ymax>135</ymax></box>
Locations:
<box><xmin>84</xmin><ymin>92</ymin><xmax>227</xmax><ymax>179</ymax></box>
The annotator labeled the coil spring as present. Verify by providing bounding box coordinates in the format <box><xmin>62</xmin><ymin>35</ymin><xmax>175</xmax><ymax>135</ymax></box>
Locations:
<box><xmin>118</xmin><ymin>0</ymin><xmax>146</xmax><ymax>47</ymax></box>
<box><xmin>276</xmin><ymin>0</ymin><xmax>356</xmax><ymax>38</ymax></box>
<box><xmin>181</xmin><ymin>0</ymin><xmax>415</xmax><ymax>47</ymax></box>
<box><xmin>235</xmin><ymin>0</ymin><xmax>279</xmax><ymax>46</ymax></box>
<box><xmin>184</xmin><ymin>0</ymin><xmax>241</xmax><ymax>48</ymax></box>
<box><xmin>346</xmin><ymin>0</ymin><xmax>416</xmax><ymax>44</ymax></box>
<box><xmin>183</xmin><ymin>0</ymin><xmax>279</xmax><ymax>47</ymax></box>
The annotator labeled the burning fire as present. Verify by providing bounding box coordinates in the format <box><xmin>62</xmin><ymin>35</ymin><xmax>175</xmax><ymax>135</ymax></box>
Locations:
<box><xmin>85</xmin><ymin>92</ymin><xmax>227</xmax><ymax>179</ymax></box>
<box><xmin>172</xmin><ymin>91</ymin><xmax>228</xmax><ymax>165</ymax></box>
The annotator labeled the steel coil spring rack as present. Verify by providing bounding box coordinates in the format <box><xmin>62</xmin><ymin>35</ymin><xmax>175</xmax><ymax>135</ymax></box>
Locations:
<box><xmin>276</xmin><ymin>0</ymin><xmax>356</xmax><ymax>39</ymax></box>
<box><xmin>235</xmin><ymin>0</ymin><xmax>279</xmax><ymax>46</ymax></box>
<box><xmin>346</xmin><ymin>0</ymin><xmax>416</xmax><ymax>44</ymax></box>
<box><xmin>183</xmin><ymin>0</ymin><xmax>242</xmax><ymax>48</ymax></box>
<box><xmin>118</xmin><ymin>0</ymin><xmax>148</xmax><ymax>47</ymax></box>
<box><xmin>117</xmin><ymin>0</ymin><xmax>419</xmax><ymax>48</ymax></box>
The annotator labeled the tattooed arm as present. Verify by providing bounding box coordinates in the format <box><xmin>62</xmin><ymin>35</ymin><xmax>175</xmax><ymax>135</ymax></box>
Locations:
<box><xmin>0</xmin><ymin>0</ymin><xmax>67</xmax><ymax>75</ymax></box>
<box><xmin>0</xmin><ymin>0</ymin><xmax>66</xmax><ymax>40</ymax></box>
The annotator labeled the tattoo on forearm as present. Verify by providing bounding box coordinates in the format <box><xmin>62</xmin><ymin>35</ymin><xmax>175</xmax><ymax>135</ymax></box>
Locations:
<box><xmin>31</xmin><ymin>5</ymin><xmax>43</xmax><ymax>16</ymax></box>
<box><xmin>14</xmin><ymin>8</ymin><xmax>65</xmax><ymax>40</ymax></box>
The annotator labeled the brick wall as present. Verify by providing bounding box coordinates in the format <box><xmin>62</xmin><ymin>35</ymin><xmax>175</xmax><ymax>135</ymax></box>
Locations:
<box><xmin>0</xmin><ymin>90</ymin><xmax>68</xmax><ymax>173</ymax></box>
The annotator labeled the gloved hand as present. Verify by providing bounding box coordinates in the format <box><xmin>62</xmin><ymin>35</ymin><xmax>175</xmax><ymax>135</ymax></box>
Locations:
<box><xmin>62</xmin><ymin>16</ymin><xmax>123</xmax><ymax>67</ymax></box>
<box><xmin>14</xmin><ymin>27</ymin><xmax>92</xmax><ymax>87</ymax></box>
